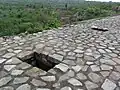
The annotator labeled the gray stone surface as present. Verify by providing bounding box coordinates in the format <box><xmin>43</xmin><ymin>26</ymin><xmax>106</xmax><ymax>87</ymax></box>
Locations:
<box><xmin>101</xmin><ymin>79</ymin><xmax>116</xmax><ymax>90</ymax></box>
<box><xmin>55</xmin><ymin>63</ymin><xmax>69</xmax><ymax>72</ymax></box>
<box><xmin>11</xmin><ymin>70</ymin><xmax>24</xmax><ymax>76</ymax></box>
<box><xmin>5</xmin><ymin>57</ymin><xmax>22</xmax><ymax>64</ymax></box>
<box><xmin>3</xmin><ymin>53</ymin><xmax>15</xmax><ymax>59</ymax></box>
<box><xmin>72</xmin><ymin>65</ymin><xmax>82</xmax><ymax>72</ymax></box>
<box><xmin>36</xmin><ymin>88</ymin><xmax>50</xmax><ymax>90</ymax></box>
<box><xmin>68</xmin><ymin>78</ymin><xmax>83</xmax><ymax>86</ymax></box>
<box><xmin>61</xmin><ymin>86</ymin><xmax>72</xmax><ymax>90</ymax></box>
<box><xmin>41</xmin><ymin>76</ymin><xmax>56</xmax><ymax>82</ymax></box>
<box><xmin>76</xmin><ymin>73</ymin><xmax>87</xmax><ymax>80</ymax></box>
<box><xmin>0</xmin><ymin>15</ymin><xmax>120</xmax><ymax>90</ymax></box>
<box><xmin>0</xmin><ymin>76</ymin><xmax>12</xmax><ymax>87</ymax></box>
<box><xmin>16</xmin><ymin>84</ymin><xmax>31</xmax><ymax>90</ymax></box>
<box><xmin>85</xmin><ymin>81</ymin><xmax>98</xmax><ymax>90</ymax></box>
<box><xmin>31</xmin><ymin>79</ymin><xmax>46</xmax><ymax>86</ymax></box>
<box><xmin>4</xmin><ymin>65</ymin><xmax>16</xmax><ymax>71</ymax></box>
<box><xmin>88</xmin><ymin>73</ymin><xmax>102</xmax><ymax>83</ymax></box>
<box><xmin>13</xmin><ymin>77</ymin><xmax>29</xmax><ymax>84</ymax></box>
<box><xmin>0</xmin><ymin>86</ymin><xmax>14</xmax><ymax>90</ymax></box>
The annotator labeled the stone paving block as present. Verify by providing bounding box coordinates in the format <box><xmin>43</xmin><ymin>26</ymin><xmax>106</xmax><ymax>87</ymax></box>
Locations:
<box><xmin>16</xmin><ymin>84</ymin><xmax>31</xmax><ymax>90</ymax></box>
<box><xmin>13</xmin><ymin>77</ymin><xmax>29</xmax><ymax>84</ymax></box>
<box><xmin>50</xmin><ymin>54</ymin><xmax>63</xmax><ymax>62</ymax></box>
<box><xmin>5</xmin><ymin>57</ymin><xmax>22</xmax><ymax>64</ymax></box>
<box><xmin>85</xmin><ymin>81</ymin><xmax>98</xmax><ymax>90</ymax></box>
<box><xmin>41</xmin><ymin>76</ymin><xmax>56</xmax><ymax>82</ymax></box>
<box><xmin>61</xmin><ymin>86</ymin><xmax>72</xmax><ymax>90</ymax></box>
<box><xmin>0</xmin><ymin>76</ymin><xmax>12</xmax><ymax>87</ymax></box>
<box><xmin>101</xmin><ymin>79</ymin><xmax>116</xmax><ymax>90</ymax></box>
<box><xmin>2</xmin><ymin>53</ymin><xmax>15</xmax><ymax>59</ymax></box>
<box><xmin>4</xmin><ymin>65</ymin><xmax>16</xmax><ymax>71</ymax></box>
<box><xmin>0</xmin><ymin>86</ymin><xmax>14</xmax><ymax>90</ymax></box>
<box><xmin>31</xmin><ymin>79</ymin><xmax>47</xmax><ymax>86</ymax></box>
<box><xmin>55</xmin><ymin>63</ymin><xmax>69</xmax><ymax>72</ymax></box>
<box><xmin>68</xmin><ymin>78</ymin><xmax>83</xmax><ymax>86</ymax></box>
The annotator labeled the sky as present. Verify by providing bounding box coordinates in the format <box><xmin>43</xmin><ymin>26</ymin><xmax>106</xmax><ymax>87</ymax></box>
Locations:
<box><xmin>86</xmin><ymin>0</ymin><xmax>120</xmax><ymax>2</ymax></box>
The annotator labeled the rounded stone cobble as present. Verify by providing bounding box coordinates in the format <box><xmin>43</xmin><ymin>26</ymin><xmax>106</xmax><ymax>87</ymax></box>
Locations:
<box><xmin>0</xmin><ymin>15</ymin><xmax>120</xmax><ymax>90</ymax></box>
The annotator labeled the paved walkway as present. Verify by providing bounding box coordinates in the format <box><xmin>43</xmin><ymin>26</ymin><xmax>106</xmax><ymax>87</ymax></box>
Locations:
<box><xmin>0</xmin><ymin>16</ymin><xmax>120</xmax><ymax>90</ymax></box>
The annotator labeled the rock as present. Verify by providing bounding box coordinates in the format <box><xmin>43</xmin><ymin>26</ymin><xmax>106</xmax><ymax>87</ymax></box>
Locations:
<box><xmin>58</xmin><ymin>74</ymin><xmax>70</xmax><ymax>82</ymax></box>
<box><xmin>50</xmin><ymin>54</ymin><xmax>63</xmax><ymax>62</ymax></box>
<box><xmin>98</xmin><ymin>49</ymin><xmax>106</xmax><ymax>53</ymax></box>
<box><xmin>112</xmin><ymin>58</ymin><xmax>120</xmax><ymax>65</ymax></box>
<box><xmin>0</xmin><ymin>71</ymin><xmax>8</xmax><ymax>78</ymax></box>
<box><xmin>14</xmin><ymin>50</ymin><xmax>22</xmax><ymax>54</ymax></box>
<box><xmin>3</xmin><ymin>53</ymin><xmax>15</xmax><ymax>59</ymax></box>
<box><xmin>5</xmin><ymin>57</ymin><xmax>22</xmax><ymax>64</ymax></box>
<box><xmin>68</xmin><ymin>78</ymin><xmax>82</xmax><ymax>86</ymax></box>
<box><xmin>100</xmin><ymin>59</ymin><xmax>116</xmax><ymax>65</ymax></box>
<box><xmin>90</xmin><ymin>65</ymin><xmax>100</xmax><ymax>72</ymax></box>
<box><xmin>35</xmin><ymin>43</ymin><xmax>45</xmax><ymax>48</ymax></box>
<box><xmin>16</xmin><ymin>84</ymin><xmax>31</xmax><ymax>90</ymax></box>
<box><xmin>115</xmin><ymin>66</ymin><xmax>120</xmax><ymax>72</ymax></box>
<box><xmin>53</xmin><ymin>83</ymin><xmax>60</xmax><ymax>88</ymax></box>
<box><xmin>17</xmin><ymin>51</ymin><xmax>33</xmax><ymax>60</ymax></box>
<box><xmin>31</xmin><ymin>79</ymin><xmax>46</xmax><ymax>86</ymax></box>
<box><xmin>88</xmin><ymin>73</ymin><xmax>102</xmax><ymax>83</ymax></box>
<box><xmin>14</xmin><ymin>36</ymin><xmax>21</xmax><ymax>40</ymax></box>
<box><xmin>100</xmin><ymin>64</ymin><xmax>113</xmax><ymax>70</ymax></box>
<box><xmin>25</xmin><ymin>67</ymin><xmax>41</xmax><ymax>77</ymax></box>
<box><xmin>84</xmin><ymin>55</ymin><xmax>95</xmax><ymax>61</ymax></box>
<box><xmin>0</xmin><ymin>86</ymin><xmax>14</xmax><ymax>90</ymax></box>
<box><xmin>0</xmin><ymin>76</ymin><xmax>12</xmax><ymax>87</ymax></box>
<box><xmin>72</xmin><ymin>65</ymin><xmax>82</xmax><ymax>72</ymax></box>
<box><xmin>100</xmin><ymin>71</ymin><xmax>110</xmax><ymax>77</ymax></box>
<box><xmin>67</xmin><ymin>70</ymin><xmax>75</xmax><ymax>77</ymax></box>
<box><xmin>74</xmin><ymin>49</ymin><xmax>84</xmax><ymax>53</ymax></box>
<box><xmin>55</xmin><ymin>63</ymin><xmax>69</xmax><ymax>72</ymax></box>
<box><xmin>76</xmin><ymin>73</ymin><xmax>87</xmax><ymax>80</ymax></box>
<box><xmin>0</xmin><ymin>58</ymin><xmax>6</xmax><ymax>64</ymax></box>
<box><xmin>63</xmin><ymin>60</ymin><xmax>76</xmax><ymax>65</ymax></box>
<box><xmin>4</xmin><ymin>65</ymin><xmax>16</xmax><ymax>71</ymax></box>
<box><xmin>85</xmin><ymin>81</ymin><xmax>98</xmax><ymax>90</ymax></box>
<box><xmin>48</xmin><ymin>69</ymin><xmax>56</xmax><ymax>75</ymax></box>
<box><xmin>13</xmin><ymin>77</ymin><xmax>29</xmax><ymax>84</ymax></box>
<box><xmin>81</xmin><ymin>65</ymin><xmax>89</xmax><ymax>72</ymax></box>
<box><xmin>61</xmin><ymin>86</ymin><xmax>72</xmax><ymax>90</ymax></box>
<box><xmin>41</xmin><ymin>76</ymin><xmax>56</xmax><ymax>82</ymax></box>
<box><xmin>109</xmin><ymin>71</ymin><xmax>120</xmax><ymax>81</ymax></box>
<box><xmin>101</xmin><ymin>79</ymin><xmax>116</xmax><ymax>90</ymax></box>
<box><xmin>36</xmin><ymin>88</ymin><xmax>50</xmax><ymax>90</ymax></box>
<box><xmin>86</xmin><ymin>61</ymin><xmax>94</xmax><ymax>65</ymax></box>
<box><xmin>16</xmin><ymin>62</ymin><xmax>31</xmax><ymax>70</ymax></box>
<box><xmin>11</xmin><ymin>70</ymin><xmax>24</xmax><ymax>76</ymax></box>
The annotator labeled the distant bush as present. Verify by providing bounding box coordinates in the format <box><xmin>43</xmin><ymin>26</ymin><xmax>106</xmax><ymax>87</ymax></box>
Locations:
<box><xmin>0</xmin><ymin>3</ymin><xmax>61</xmax><ymax>36</ymax></box>
<box><xmin>0</xmin><ymin>1</ymin><xmax>120</xmax><ymax>36</ymax></box>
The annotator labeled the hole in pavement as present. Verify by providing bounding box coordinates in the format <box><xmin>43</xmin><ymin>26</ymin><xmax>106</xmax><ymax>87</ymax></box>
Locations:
<box><xmin>20</xmin><ymin>52</ymin><xmax>60</xmax><ymax>71</ymax></box>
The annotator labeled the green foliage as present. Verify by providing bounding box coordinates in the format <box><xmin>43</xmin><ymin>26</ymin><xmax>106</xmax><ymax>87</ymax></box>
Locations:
<box><xmin>67</xmin><ymin>2</ymin><xmax>120</xmax><ymax>22</ymax></box>
<box><xmin>0</xmin><ymin>1</ymin><xmax>120</xmax><ymax>36</ymax></box>
<box><xmin>0</xmin><ymin>3</ymin><xmax>61</xmax><ymax>36</ymax></box>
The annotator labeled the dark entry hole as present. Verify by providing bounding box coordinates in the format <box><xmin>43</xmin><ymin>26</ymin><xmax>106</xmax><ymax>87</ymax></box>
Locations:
<box><xmin>21</xmin><ymin>52</ymin><xmax>60</xmax><ymax>71</ymax></box>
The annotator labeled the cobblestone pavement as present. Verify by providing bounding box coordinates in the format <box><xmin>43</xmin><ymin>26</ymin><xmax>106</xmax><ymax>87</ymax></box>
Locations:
<box><xmin>0</xmin><ymin>16</ymin><xmax>120</xmax><ymax>90</ymax></box>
